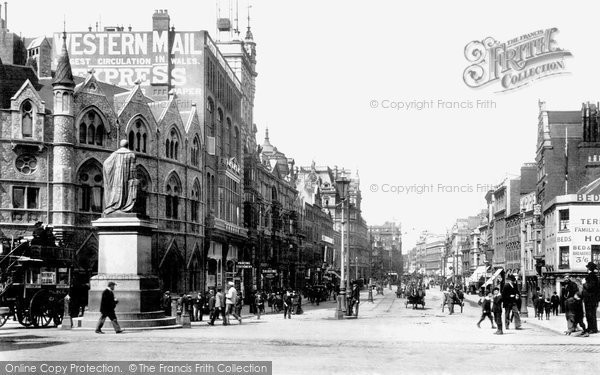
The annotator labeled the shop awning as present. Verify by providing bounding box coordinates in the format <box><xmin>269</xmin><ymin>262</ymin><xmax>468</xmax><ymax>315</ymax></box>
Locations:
<box><xmin>483</xmin><ymin>268</ymin><xmax>503</xmax><ymax>287</ymax></box>
<box><xmin>467</xmin><ymin>265</ymin><xmax>489</xmax><ymax>283</ymax></box>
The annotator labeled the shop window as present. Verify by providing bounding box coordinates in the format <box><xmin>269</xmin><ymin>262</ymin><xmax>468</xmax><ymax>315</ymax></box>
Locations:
<box><xmin>592</xmin><ymin>245</ymin><xmax>600</xmax><ymax>266</ymax></box>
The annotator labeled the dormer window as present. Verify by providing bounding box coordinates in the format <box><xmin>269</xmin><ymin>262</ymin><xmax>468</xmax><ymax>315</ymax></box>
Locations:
<box><xmin>21</xmin><ymin>100</ymin><xmax>33</xmax><ymax>138</ymax></box>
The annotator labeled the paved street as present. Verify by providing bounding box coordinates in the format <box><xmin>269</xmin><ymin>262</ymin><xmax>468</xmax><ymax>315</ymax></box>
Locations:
<box><xmin>1</xmin><ymin>288</ymin><xmax>599</xmax><ymax>374</ymax></box>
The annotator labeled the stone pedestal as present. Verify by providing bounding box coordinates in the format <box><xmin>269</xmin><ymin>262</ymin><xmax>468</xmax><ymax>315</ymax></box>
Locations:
<box><xmin>81</xmin><ymin>215</ymin><xmax>177</xmax><ymax>329</ymax></box>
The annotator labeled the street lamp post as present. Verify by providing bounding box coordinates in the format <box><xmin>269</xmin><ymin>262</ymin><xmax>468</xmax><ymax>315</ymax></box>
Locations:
<box><xmin>335</xmin><ymin>177</ymin><xmax>350</xmax><ymax>319</ymax></box>
<box><xmin>519</xmin><ymin>211</ymin><xmax>529</xmax><ymax>317</ymax></box>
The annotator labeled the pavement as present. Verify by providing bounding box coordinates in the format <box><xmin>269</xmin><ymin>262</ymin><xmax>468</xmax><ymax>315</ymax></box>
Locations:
<box><xmin>2</xmin><ymin>287</ymin><xmax>600</xmax><ymax>374</ymax></box>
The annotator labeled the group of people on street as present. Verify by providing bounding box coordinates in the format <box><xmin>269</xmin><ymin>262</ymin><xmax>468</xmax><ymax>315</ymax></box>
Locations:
<box><xmin>476</xmin><ymin>274</ymin><xmax>522</xmax><ymax>335</ymax></box>
<box><xmin>562</xmin><ymin>262</ymin><xmax>599</xmax><ymax>336</ymax></box>
<box><xmin>444</xmin><ymin>284</ymin><xmax>465</xmax><ymax>314</ymax></box>
<box><xmin>159</xmin><ymin>282</ymin><xmax>243</xmax><ymax>326</ymax></box>
<box><xmin>532</xmin><ymin>288</ymin><xmax>560</xmax><ymax>320</ymax></box>
<box><xmin>92</xmin><ymin>279</ymin><xmax>367</xmax><ymax>333</ymax></box>
<box><xmin>475</xmin><ymin>261</ymin><xmax>599</xmax><ymax>337</ymax></box>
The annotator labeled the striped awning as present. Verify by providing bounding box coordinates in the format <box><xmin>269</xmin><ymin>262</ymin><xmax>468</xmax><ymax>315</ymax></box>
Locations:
<box><xmin>483</xmin><ymin>268</ymin><xmax>503</xmax><ymax>287</ymax></box>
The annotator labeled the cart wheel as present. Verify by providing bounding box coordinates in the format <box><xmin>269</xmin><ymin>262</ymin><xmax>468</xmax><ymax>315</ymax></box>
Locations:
<box><xmin>0</xmin><ymin>315</ymin><xmax>8</xmax><ymax>327</ymax></box>
<box><xmin>16</xmin><ymin>301</ymin><xmax>33</xmax><ymax>327</ymax></box>
<box><xmin>30</xmin><ymin>290</ymin><xmax>53</xmax><ymax>328</ymax></box>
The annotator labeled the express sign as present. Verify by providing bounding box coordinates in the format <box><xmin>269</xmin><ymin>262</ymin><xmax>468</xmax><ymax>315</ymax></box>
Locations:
<box><xmin>53</xmin><ymin>31</ymin><xmax>206</xmax><ymax>108</ymax></box>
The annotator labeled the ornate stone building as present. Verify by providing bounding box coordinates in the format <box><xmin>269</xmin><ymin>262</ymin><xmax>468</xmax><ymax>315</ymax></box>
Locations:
<box><xmin>242</xmin><ymin>129</ymin><xmax>301</xmax><ymax>293</ymax></box>
<box><xmin>0</xmin><ymin>35</ymin><xmax>206</xmax><ymax>293</ymax></box>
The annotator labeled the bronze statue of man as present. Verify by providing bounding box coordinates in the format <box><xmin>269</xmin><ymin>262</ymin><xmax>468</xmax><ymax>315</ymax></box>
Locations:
<box><xmin>103</xmin><ymin>140</ymin><xmax>138</xmax><ymax>215</ymax></box>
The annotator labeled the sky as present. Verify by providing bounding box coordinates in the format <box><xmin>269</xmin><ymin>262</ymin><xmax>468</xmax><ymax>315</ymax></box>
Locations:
<box><xmin>10</xmin><ymin>0</ymin><xmax>600</xmax><ymax>252</ymax></box>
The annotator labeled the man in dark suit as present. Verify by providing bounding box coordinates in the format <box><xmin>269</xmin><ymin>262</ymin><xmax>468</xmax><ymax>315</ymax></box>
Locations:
<box><xmin>95</xmin><ymin>281</ymin><xmax>123</xmax><ymax>334</ymax></box>
<box><xmin>502</xmin><ymin>275</ymin><xmax>522</xmax><ymax>330</ymax></box>
<box><xmin>582</xmin><ymin>262</ymin><xmax>599</xmax><ymax>334</ymax></box>
<box><xmin>563</xmin><ymin>274</ymin><xmax>579</xmax><ymax>299</ymax></box>
<box><xmin>492</xmin><ymin>287</ymin><xmax>503</xmax><ymax>335</ymax></box>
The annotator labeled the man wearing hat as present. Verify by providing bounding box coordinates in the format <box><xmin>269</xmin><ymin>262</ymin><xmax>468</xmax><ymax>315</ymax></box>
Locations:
<box><xmin>563</xmin><ymin>274</ymin><xmax>579</xmax><ymax>300</ymax></box>
<box><xmin>582</xmin><ymin>262</ymin><xmax>599</xmax><ymax>334</ymax></box>
<box><xmin>501</xmin><ymin>274</ymin><xmax>522</xmax><ymax>330</ymax></box>
<box><xmin>225</xmin><ymin>281</ymin><xmax>242</xmax><ymax>324</ymax></box>
<box><xmin>95</xmin><ymin>281</ymin><xmax>123</xmax><ymax>334</ymax></box>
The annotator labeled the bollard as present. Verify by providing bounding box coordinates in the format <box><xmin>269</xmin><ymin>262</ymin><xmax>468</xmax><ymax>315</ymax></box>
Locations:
<box><xmin>173</xmin><ymin>299</ymin><xmax>182</xmax><ymax>325</ymax></box>
<box><xmin>368</xmin><ymin>286</ymin><xmax>374</xmax><ymax>303</ymax></box>
<box><xmin>60</xmin><ymin>295</ymin><xmax>72</xmax><ymax>330</ymax></box>
<box><xmin>181</xmin><ymin>296</ymin><xmax>191</xmax><ymax>328</ymax></box>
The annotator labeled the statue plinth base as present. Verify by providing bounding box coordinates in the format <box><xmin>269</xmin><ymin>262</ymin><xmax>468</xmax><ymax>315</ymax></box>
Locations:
<box><xmin>81</xmin><ymin>216</ymin><xmax>177</xmax><ymax>329</ymax></box>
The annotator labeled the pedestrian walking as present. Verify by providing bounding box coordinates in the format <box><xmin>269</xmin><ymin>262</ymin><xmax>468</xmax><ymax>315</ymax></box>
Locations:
<box><xmin>283</xmin><ymin>290</ymin><xmax>293</xmax><ymax>319</ymax></box>
<box><xmin>207</xmin><ymin>289</ymin><xmax>216</xmax><ymax>325</ymax></box>
<box><xmin>95</xmin><ymin>281</ymin><xmax>123</xmax><ymax>334</ymax></box>
<box><xmin>255</xmin><ymin>290</ymin><xmax>264</xmax><ymax>319</ymax></box>
<box><xmin>295</xmin><ymin>292</ymin><xmax>303</xmax><ymax>315</ymax></box>
<box><xmin>192</xmin><ymin>291</ymin><xmax>204</xmax><ymax>322</ymax></box>
<box><xmin>477</xmin><ymin>292</ymin><xmax>495</xmax><ymax>329</ymax></box>
<box><xmin>544</xmin><ymin>297</ymin><xmax>552</xmax><ymax>320</ymax></box>
<box><xmin>161</xmin><ymin>290</ymin><xmax>171</xmax><ymax>316</ymax></box>
<box><xmin>565</xmin><ymin>292</ymin><xmax>587</xmax><ymax>336</ymax></box>
<box><xmin>582</xmin><ymin>262</ymin><xmax>599</xmax><ymax>334</ymax></box>
<box><xmin>225</xmin><ymin>281</ymin><xmax>242</xmax><ymax>324</ymax></box>
<box><xmin>550</xmin><ymin>292</ymin><xmax>560</xmax><ymax>316</ymax></box>
<box><xmin>501</xmin><ymin>275</ymin><xmax>522</xmax><ymax>330</ymax></box>
<box><xmin>492</xmin><ymin>287</ymin><xmax>503</xmax><ymax>335</ymax></box>
<box><xmin>535</xmin><ymin>289</ymin><xmax>545</xmax><ymax>320</ymax></box>
<box><xmin>349</xmin><ymin>282</ymin><xmax>360</xmax><ymax>316</ymax></box>
<box><xmin>211</xmin><ymin>288</ymin><xmax>226</xmax><ymax>325</ymax></box>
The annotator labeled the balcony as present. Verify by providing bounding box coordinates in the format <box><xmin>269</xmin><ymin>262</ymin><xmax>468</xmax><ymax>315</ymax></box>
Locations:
<box><xmin>214</xmin><ymin>217</ymin><xmax>247</xmax><ymax>237</ymax></box>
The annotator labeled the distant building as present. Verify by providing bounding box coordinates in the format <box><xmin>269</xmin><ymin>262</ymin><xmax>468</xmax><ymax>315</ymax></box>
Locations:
<box><xmin>369</xmin><ymin>222</ymin><xmax>402</xmax><ymax>280</ymax></box>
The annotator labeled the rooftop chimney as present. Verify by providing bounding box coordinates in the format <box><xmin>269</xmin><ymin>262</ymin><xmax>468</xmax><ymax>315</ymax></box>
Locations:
<box><xmin>152</xmin><ymin>8</ymin><xmax>170</xmax><ymax>31</ymax></box>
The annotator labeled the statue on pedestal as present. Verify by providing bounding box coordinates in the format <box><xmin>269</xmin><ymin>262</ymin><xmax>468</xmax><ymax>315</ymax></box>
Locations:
<box><xmin>103</xmin><ymin>140</ymin><xmax>139</xmax><ymax>216</ymax></box>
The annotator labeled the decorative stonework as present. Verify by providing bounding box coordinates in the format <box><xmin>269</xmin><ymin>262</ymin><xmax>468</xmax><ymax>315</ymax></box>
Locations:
<box><xmin>15</xmin><ymin>154</ymin><xmax>37</xmax><ymax>175</ymax></box>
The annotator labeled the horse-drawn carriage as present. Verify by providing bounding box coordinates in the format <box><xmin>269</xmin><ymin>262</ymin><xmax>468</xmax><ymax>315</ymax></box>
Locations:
<box><xmin>405</xmin><ymin>287</ymin><xmax>426</xmax><ymax>309</ymax></box>
<box><xmin>0</xmin><ymin>239</ymin><xmax>73</xmax><ymax>328</ymax></box>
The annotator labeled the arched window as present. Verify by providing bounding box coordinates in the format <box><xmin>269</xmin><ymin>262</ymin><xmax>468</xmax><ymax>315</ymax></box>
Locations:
<box><xmin>225</xmin><ymin>117</ymin><xmax>231</xmax><ymax>157</ymax></box>
<box><xmin>61</xmin><ymin>92</ymin><xmax>70</xmax><ymax>112</ymax></box>
<box><xmin>217</xmin><ymin>108</ymin><xmax>224</xmax><ymax>156</ymax></box>
<box><xmin>128</xmin><ymin>118</ymin><xmax>149</xmax><ymax>153</ymax></box>
<box><xmin>136</xmin><ymin>165</ymin><xmax>151</xmax><ymax>215</ymax></box>
<box><xmin>21</xmin><ymin>100</ymin><xmax>33</xmax><ymax>138</ymax></box>
<box><xmin>191</xmin><ymin>136</ymin><xmax>200</xmax><ymax>167</ymax></box>
<box><xmin>78</xmin><ymin>160</ymin><xmax>103</xmax><ymax>213</ymax></box>
<box><xmin>206</xmin><ymin>98</ymin><xmax>215</xmax><ymax>137</ymax></box>
<box><xmin>79</xmin><ymin>110</ymin><xmax>105</xmax><ymax>146</ymax></box>
<box><xmin>191</xmin><ymin>179</ymin><xmax>201</xmax><ymax>223</ymax></box>
<box><xmin>234</xmin><ymin>127</ymin><xmax>240</xmax><ymax>160</ymax></box>
<box><xmin>165</xmin><ymin>174</ymin><xmax>181</xmax><ymax>219</ymax></box>
<box><xmin>166</xmin><ymin>128</ymin><xmax>180</xmax><ymax>160</ymax></box>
